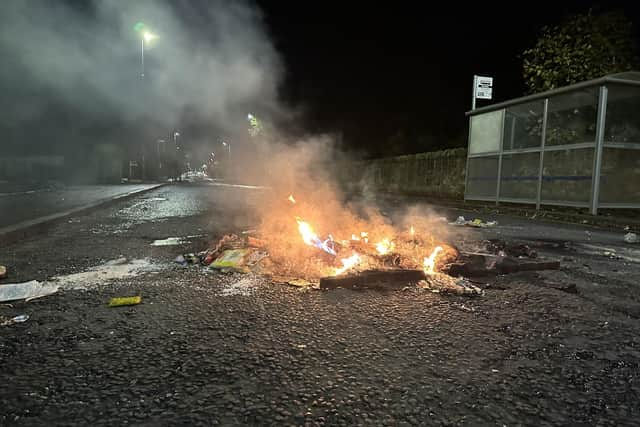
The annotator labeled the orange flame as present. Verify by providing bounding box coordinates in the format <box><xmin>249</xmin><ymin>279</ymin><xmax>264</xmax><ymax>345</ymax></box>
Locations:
<box><xmin>296</xmin><ymin>218</ymin><xmax>317</xmax><ymax>246</ymax></box>
<box><xmin>333</xmin><ymin>253</ymin><xmax>361</xmax><ymax>275</ymax></box>
<box><xmin>375</xmin><ymin>238</ymin><xmax>394</xmax><ymax>255</ymax></box>
<box><xmin>423</xmin><ymin>246</ymin><xmax>443</xmax><ymax>275</ymax></box>
<box><xmin>288</xmin><ymin>194</ymin><xmax>296</xmax><ymax>204</ymax></box>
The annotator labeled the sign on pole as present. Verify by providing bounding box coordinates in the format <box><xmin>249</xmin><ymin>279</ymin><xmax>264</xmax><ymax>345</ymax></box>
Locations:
<box><xmin>472</xmin><ymin>75</ymin><xmax>493</xmax><ymax>109</ymax></box>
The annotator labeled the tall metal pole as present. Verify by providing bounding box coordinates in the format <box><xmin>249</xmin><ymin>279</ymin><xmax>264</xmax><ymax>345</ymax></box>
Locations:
<box><xmin>471</xmin><ymin>75</ymin><xmax>477</xmax><ymax>110</ymax></box>
<box><xmin>590</xmin><ymin>85</ymin><xmax>608</xmax><ymax>215</ymax></box>
<box><xmin>140</xmin><ymin>38</ymin><xmax>145</xmax><ymax>78</ymax></box>
<box><xmin>536</xmin><ymin>98</ymin><xmax>549</xmax><ymax>210</ymax></box>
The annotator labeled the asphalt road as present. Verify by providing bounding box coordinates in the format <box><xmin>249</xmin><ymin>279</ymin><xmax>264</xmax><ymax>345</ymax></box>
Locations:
<box><xmin>0</xmin><ymin>184</ymin><xmax>160</xmax><ymax>229</ymax></box>
<box><xmin>1</xmin><ymin>183</ymin><xmax>639</xmax><ymax>426</ymax></box>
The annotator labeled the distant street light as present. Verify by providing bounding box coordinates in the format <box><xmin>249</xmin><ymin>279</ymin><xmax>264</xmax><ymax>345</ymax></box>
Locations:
<box><xmin>222</xmin><ymin>141</ymin><xmax>231</xmax><ymax>159</ymax></box>
<box><xmin>156</xmin><ymin>139</ymin><xmax>166</xmax><ymax>170</ymax></box>
<box><xmin>140</xmin><ymin>31</ymin><xmax>157</xmax><ymax>78</ymax></box>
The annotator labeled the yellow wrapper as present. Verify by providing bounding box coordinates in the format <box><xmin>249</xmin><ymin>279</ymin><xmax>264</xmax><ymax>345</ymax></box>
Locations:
<box><xmin>108</xmin><ymin>296</ymin><xmax>142</xmax><ymax>307</ymax></box>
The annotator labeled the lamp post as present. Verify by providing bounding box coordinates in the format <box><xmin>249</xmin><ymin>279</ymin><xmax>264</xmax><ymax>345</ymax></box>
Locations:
<box><xmin>222</xmin><ymin>141</ymin><xmax>231</xmax><ymax>159</ymax></box>
<box><xmin>140</xmin><ymin>31</ymin><xmax>156</xmax><ymax>78</ymax></box>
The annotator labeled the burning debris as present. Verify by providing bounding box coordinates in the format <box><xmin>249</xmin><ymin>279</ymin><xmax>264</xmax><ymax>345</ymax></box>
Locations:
<box><xmin>172</xmin><ymin>193</ymin><xmax>466</xmax><ymax>292</ymax></box>
<box><xmin>172</xmin><ymin>191</ymin><xmax>559</xmax><ymax>294</ymax></box>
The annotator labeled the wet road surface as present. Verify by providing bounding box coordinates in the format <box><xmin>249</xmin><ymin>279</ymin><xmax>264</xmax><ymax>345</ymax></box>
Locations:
<box><xmin>0</xmin><ymin>184</ymin><xmax>160</xmax><ymax>229</ymax></box>
<box><xmin>1</xmin><ymin>183</ymin><xmax>639</xmax><ymax>426</ymax></box>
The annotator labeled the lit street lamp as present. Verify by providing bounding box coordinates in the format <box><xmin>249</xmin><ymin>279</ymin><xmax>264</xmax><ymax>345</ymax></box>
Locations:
<box><xmin>140</xmin><ymin>31</ymin><xmax>156</xmax><ymax>78</ymax></box>
<box><xmin>222</xmin><ymin>141</ymin><xmax>231</xmax><ymax>159</ymax></box>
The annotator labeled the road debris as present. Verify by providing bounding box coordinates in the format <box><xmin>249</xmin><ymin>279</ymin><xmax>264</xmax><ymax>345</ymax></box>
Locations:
<box><xmin>0</xmin><ymin>280</ymin><xmax>59</xmax><ymax>303</ymax></box>
<box><xmin>418</xmin><ymin>274</ymin><xmax>483</xmax><ymax>296</ymax></box>
<box><xmin>319</xmin><ymin>269</ymin><xmax>426</xmax><ymax>290</ymax></box>
<box><xmin>108</xmin><ymin>296</ymin><xmax>142</xmax><ymax>307</ymax></box>
<box><xmin>485</xmin><ymin>239</ymin><xmax>537</xmax><ymax>258</ymax></box>
<box><xmin>450</xmin><ymin>216</ymin><xmax>497</xmax><ymax>228</ymax></box>
<box><xmin>623</xmin><ymin>232</ymin><xmax>638</xmax><ymax>244</ymax></box>
<box><xmin>1</xmin><ymin>314</ymin><xmax>29</xmax><ymax>326</ymax></box>
<box><xmin>210</xmin><ymin>249</ymin><xmax>251</xmax><ymax>272</ymax></box>
<box><xmin>151</xmin><ymin>237</ymin><xmax>188</xmax><ymax>246</ymax></box>
<box><xmin>0</xmin><ymin>265</ymin><xmax>6</xmax><ymax>279</ymax></box>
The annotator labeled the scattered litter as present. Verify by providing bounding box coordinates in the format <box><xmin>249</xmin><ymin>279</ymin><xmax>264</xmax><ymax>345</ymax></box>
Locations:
<box><xmin>246</xmin><ymin>250</ymin><xmax>269</xmax><ymax>266</ymax></box>
<box><xmin>108</xmin><ymin>296</ymin><xmax>142</xmax><ymax>307</ymax></box>
<box><xmin>211</xmin><ymin>249</ymin><xmax>250</xmax><ymax>272</ymax></box>
<box><xmin>450</xmin><ymin>216</ymin><xmax>497</xmax><ymax>228</ymax></box>
<box><xmin>1</xmin><ymin>314</ymin><xmax>30</xmax><ymax>326</ymax></box>
<box><xmin>174</xmin><ymin>253</ymin><xmax>203</xmax><ymax>265</ymax></box>
<box><xmin>486</xmin><ymin>240</ymin><xmax>537</xmax><ymax>258</ymax></box>
<box><xmin>152</xmin><ymin>237</ymin><xmax>188</xmax><ymax>246</ymax></box>
<box><xmin>202</xmin><ymin>234</ymin><xmax>246</xmax><ymax>265</ymax></box>
<box><xmin>453</xmin><ymin>303</ymin><xmax>475</xmax><ymax>312</ymax></box>
<box><xmin>0</xmin><ymin>280</ymin><xmax>59</xmax><ymax>303</ymax></box>
<box><xmin>624</xmin><ymin>232</ymin><xmax>638</xmax><ymax>244</ymax></box>
<box><xmin>418</xmin><ymin>274</ymin><xmax>483</xmax><ymax>296</ymax></box>
<box><xmin>0</xmin><ymin>265</ymin><xmax>6</xmax><ymax>279</ymax></box>
<box><xmin>152</xmin><ymin>235</ymin><xmax>205</xmax><ymax>246</ymax></box>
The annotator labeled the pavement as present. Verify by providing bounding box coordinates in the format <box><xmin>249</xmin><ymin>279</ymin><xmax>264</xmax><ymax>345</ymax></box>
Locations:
<box><xmin>1</xmin><ymin>182</ymin><xmax>640</xmax><ymax>426</ymax></box>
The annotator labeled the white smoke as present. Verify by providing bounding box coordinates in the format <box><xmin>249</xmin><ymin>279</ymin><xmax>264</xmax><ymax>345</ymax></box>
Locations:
<box><xmin>0</xmin><ymin>0</ymin><xmax>283</xmax><ymax>137</ymax></box>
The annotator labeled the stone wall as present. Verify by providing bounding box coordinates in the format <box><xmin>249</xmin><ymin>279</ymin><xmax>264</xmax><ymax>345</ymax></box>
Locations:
<box><xmin>339</xmin><ymin>148</ymin><xmax>467</xmax><ymax>199</ymax></box>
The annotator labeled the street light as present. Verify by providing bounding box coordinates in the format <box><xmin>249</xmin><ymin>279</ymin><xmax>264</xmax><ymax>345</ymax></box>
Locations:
<box><xmin>140</xmin><ymin>31</ymin><xmax>157</xmax><ymax>78</ymax></box>
<box><xmin>222</xmin><ymin>141</ymin><xmax>231</xmax><ymax>159</ymax></box>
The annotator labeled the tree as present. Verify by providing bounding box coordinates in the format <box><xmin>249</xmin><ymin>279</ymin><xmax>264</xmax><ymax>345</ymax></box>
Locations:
<box><xmin>522</xmin><ymin>10</ymin><xmax>639</xmax><ymax>93</ymax></box>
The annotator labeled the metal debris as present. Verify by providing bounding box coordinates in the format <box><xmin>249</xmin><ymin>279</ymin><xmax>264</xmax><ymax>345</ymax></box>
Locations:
<box><xmin>624</xmin><ymin>232</ymin><xmax>638</xmax><ymax>244</ymax></box>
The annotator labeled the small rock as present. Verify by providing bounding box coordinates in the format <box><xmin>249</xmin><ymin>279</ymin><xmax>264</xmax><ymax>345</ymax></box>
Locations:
<box><xmin>0</xmin><ymin>265</ymin><xmax>6</xmax><ymax>279</ymax></box>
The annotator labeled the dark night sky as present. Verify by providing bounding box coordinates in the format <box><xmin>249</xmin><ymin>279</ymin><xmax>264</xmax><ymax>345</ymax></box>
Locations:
<box><xmin>258</xmin><ymin>0</ymin><xmax>640</xmax><ymax>156</ymax></box>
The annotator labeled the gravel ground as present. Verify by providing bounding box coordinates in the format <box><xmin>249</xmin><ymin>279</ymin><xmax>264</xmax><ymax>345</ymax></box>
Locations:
<box><xmin>1</xmin><ymin>183</ymin><xmax>640</xmax><ymax>426</ymax></box>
